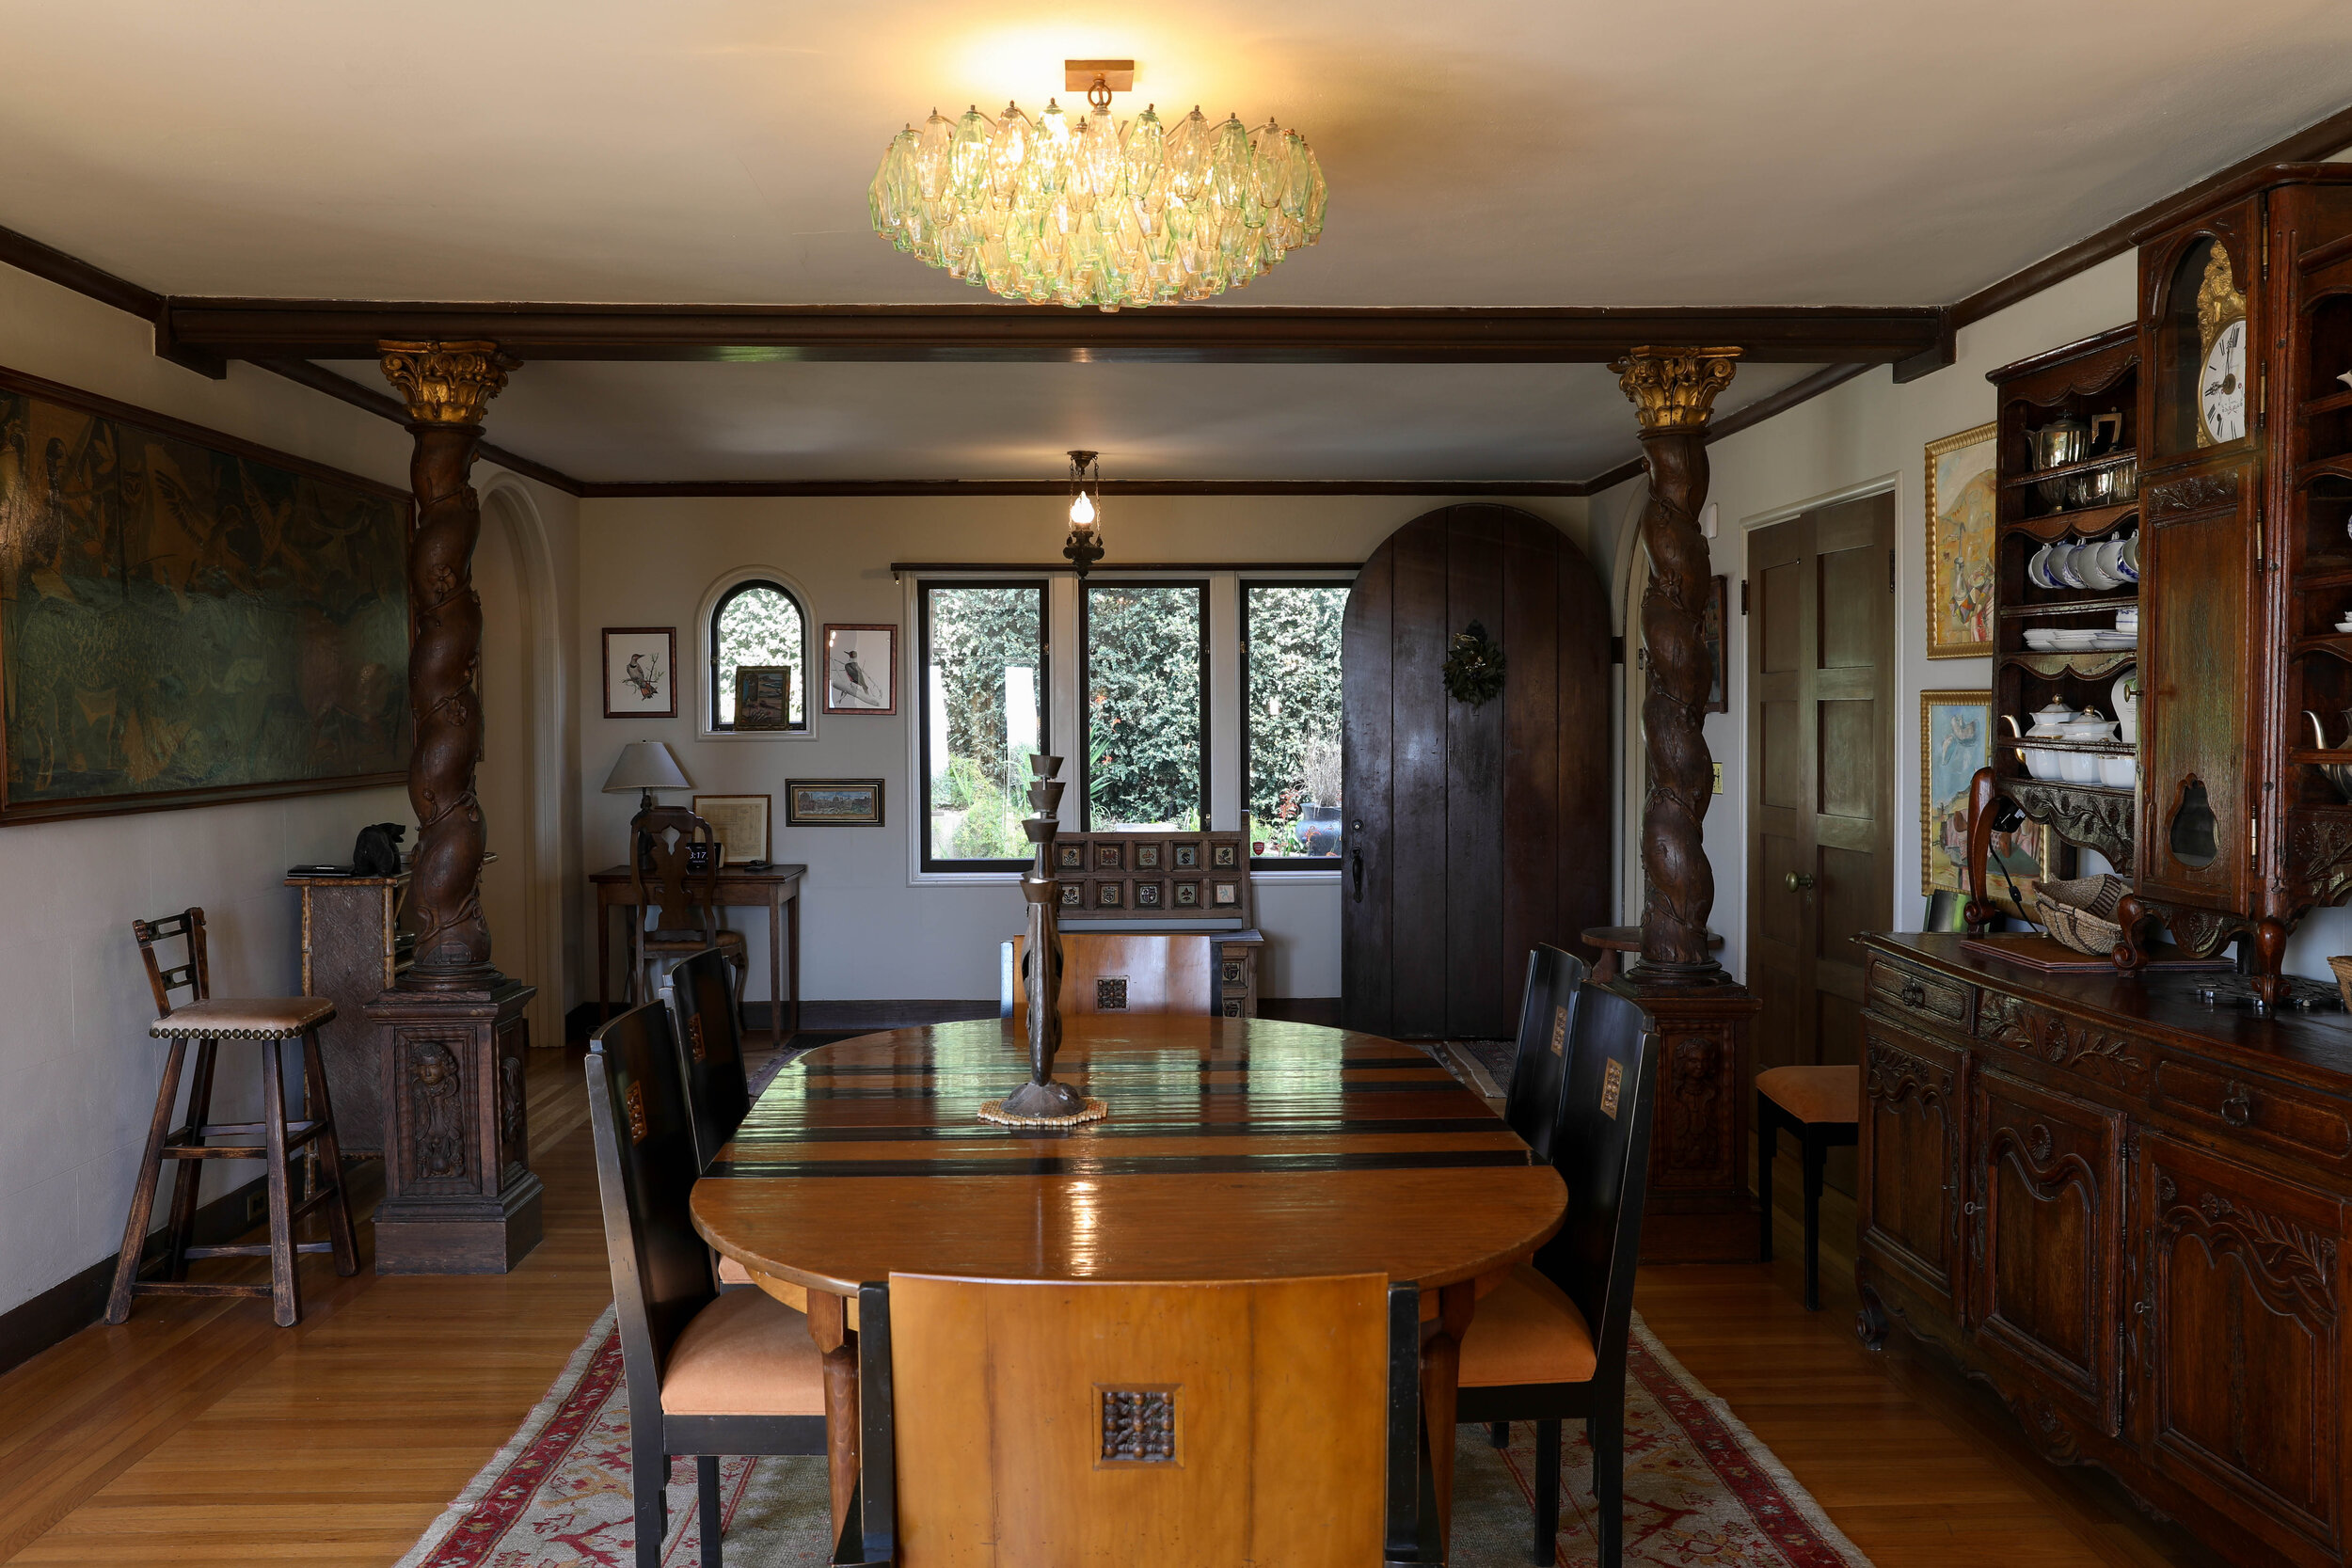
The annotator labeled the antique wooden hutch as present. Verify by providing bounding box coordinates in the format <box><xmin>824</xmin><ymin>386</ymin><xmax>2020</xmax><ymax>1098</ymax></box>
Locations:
<box><xmin>1862</xmin><ymin>166</ymin><xmax>2352</xmax><ymax>1568</ymax></box>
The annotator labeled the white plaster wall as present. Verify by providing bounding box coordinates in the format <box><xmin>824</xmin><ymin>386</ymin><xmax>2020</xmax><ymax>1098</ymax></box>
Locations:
<box><xmin>1593</xmin><ymin>248</ymin><xmax>2352</xmax><ymax>988</ymax></box>
<box><xmin>574</xmin><ymin>494</ymin><xmax>1591</xmax><ymax>1004</ymax></box>
<box><xmin>0</xmin><ymin>262</ymin><xmax>580</xmax><ymax>1314</ymax></box>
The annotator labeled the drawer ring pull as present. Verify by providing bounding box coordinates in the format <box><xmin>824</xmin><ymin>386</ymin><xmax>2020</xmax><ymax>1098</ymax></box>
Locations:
<box><xmin>1899</xmin><ymin>980</ymin><xmax>1927</xmax><ymax>1009</ymax></box>
<box><xmin>2220</xmin><ymin>1082</ymin><xmax>2253</xmax><ymax>1127</ymax></box>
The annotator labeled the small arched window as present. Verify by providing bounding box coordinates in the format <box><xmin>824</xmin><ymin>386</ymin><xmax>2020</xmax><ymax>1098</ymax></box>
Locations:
<box><xmin>709</xmin><ymin>578</ymin><xmax>808</xmax><ymax>731</ymax></box>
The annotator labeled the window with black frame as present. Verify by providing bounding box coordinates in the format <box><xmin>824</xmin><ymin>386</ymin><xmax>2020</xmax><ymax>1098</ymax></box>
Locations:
<box><xmin>1242</xmin><ymin>581</ymin><xmax>1348</xmax><ymax>867</ymax></box>
<box><xmin>919</xmin><ymin>581</ymin><xmax>1049</xmax><ymax>870</ymax></box>
<box><xmin>1082</xmin><ymin>580</ymin><xmax>1208</xmax><ymax>832</ymax></box>
<box><xmin>708</xmin><ymin>578</ymin><xmax>808</xmax><ymax>732</ymax></box>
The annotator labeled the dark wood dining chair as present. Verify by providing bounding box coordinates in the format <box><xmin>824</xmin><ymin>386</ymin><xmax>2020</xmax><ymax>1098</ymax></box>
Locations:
<box><xmin>834</xmin><ymin>1272</ymin><xmax>1431</xmax><ymax>1568</ymax></box>
<box><xmin>587</xmin><ymin>1000</ymin><xmax>828</xmax><ymax>1568</ymax></box>
<box><xmin>630</xmin><ymin>806</ymin><xmax>750</xmax><ymax>1017</ymax></box>
<box><xmin>1756</xmin><ymin>1065</ymin><xmax>1862</xmax><ymax>1311</ymax></box>
<box><xmin>1502</xmin><ymin>943</ymin><xmax>1588</xmax><ymax>1163</ymax></box>
<box><xmin>106</xmin><ymin>908</ymin><xmax>357</xmax><ymax>1328</ymax></box>
<box><xmin>663</xmin><ymin>946</ymin><xmax>760</xmax><ymax>1291</ymax></box>
<box><xmin>1001</xmin><ymin>931</ymin><xmax>1217</xmax><ymax>1017</ymax></box>
<box><xmin>1454</xmin><ymin>985</ymin><xmax>1661</xmax><ymax>1567</ymax></box>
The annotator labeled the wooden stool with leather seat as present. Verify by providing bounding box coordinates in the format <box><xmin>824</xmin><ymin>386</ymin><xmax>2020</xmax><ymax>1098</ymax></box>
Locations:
<box><xmin>107</xmin><ymin>907</ymin><xmax>358</xmax><ymax>1328</ymax></box>
<box><xmin>1755</xmin><ymin>1064</ymin><xmax>1861</xmax><ymax>1311</ymax></box>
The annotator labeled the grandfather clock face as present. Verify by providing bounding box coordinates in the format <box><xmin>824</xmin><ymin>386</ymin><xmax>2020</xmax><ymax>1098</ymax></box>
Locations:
<box><xmin>2194</xmin><ymin>244</ymin><xmax>2249</xmax><ymax>447</ymax></box>
<box><xmin>2201</xmin><ymin>318</ymin><xmax>2249</xmax><ymax>444</ymax></box>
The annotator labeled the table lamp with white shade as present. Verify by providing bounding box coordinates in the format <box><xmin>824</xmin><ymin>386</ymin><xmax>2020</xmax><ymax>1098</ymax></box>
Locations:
<box><xmin>602</xmin><ymin>739</ymin><xmax>692</xmax><ymax>816</ymax></box>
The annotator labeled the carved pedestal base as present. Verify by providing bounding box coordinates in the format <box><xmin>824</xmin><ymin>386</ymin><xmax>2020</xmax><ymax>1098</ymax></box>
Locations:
<box><xmin>365</xmin><ymin>977</ymin><xmax>543</xmax><ymax>1274</ymax></box>
<box><xmin>1610</xmin><ymin>973</ymin><xmax>1760</xmax><ymax>1262</ymax></box>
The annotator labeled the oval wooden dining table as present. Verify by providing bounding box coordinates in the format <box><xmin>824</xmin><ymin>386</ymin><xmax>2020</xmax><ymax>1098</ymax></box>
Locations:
<box><xmin>690</xmin><ymin>1015</ymin><xmax>1567</xmax><ymax>1550</ymax></box>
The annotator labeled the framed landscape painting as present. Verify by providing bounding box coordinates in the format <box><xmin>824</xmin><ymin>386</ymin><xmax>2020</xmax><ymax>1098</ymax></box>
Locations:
<box><xmin>786</xmin><ymin>778</ymin><xmax>883</xmax><ymax>826</ymax></box>
<box><xmin>1925</xmin><ymin>421</ymin><xmax>1998</xmax><ymax>658</ymax></box>
<box><xmin>1919</xmin><ymin>689</ymin><xmax>2043</xmax><ymax>916</ymax></box>
<box><xmin>0</xmin><ymin>366</ymin><xmax>412</xmax><ymax>822</ymax></box>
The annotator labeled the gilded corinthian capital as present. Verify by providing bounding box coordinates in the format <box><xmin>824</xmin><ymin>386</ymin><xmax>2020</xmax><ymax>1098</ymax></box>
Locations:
<box><xmin>378</xmin><ymin>340</ymin><xmax>520</xmax><ymax>426</ymax></box>
<box><xmin>1611</xmin><ymin>346</ymin><xmax>1743</xmax><ymax>433</ymax></box>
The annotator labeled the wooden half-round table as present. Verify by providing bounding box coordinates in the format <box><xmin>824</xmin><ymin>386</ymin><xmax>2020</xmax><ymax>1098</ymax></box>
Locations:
<box><xmin>691</xmin><ymin>1016</ymin><xmax>1567</xmax><ymax>1551</ymax></box>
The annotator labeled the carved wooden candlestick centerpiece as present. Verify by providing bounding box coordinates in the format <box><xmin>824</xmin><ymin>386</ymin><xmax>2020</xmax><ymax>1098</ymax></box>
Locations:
<box><xmin>980</xmin><ymin>754</ymin><xmax>1108</xmax><ymax>1127</ymax></box>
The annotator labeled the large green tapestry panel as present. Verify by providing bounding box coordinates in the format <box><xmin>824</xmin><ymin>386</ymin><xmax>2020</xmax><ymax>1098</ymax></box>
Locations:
<box><xmin>0</xmin><ymin>371</ymin><xmax>411</xmax><ymax>820</ymax></box>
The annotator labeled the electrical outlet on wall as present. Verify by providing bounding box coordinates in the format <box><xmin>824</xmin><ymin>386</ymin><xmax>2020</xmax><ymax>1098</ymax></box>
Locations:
<box><xmin>245</xmin><ymin>1184</ymin><xmax>268</xmax><ymax>1228</ymax></box>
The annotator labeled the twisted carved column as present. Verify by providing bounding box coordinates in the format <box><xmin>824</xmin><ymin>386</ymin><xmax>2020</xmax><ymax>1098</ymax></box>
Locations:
<box><xmin>1613</xmin><ymin>346</ymin><xmax>1740</xmax><ymax>982</ymax></box>
<box><xmin>380</xmin><ymin>341</ymin><xmax>517</xmax><ymax>990</ymax></box>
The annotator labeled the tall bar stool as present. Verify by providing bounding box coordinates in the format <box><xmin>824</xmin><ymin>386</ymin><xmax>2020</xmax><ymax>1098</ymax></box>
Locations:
<box><xmin>1756</xmin><ymin>1064</ymin><xmax>1861</xmax><ymax>1311</ymax></box>
<box><xmin>106</xmin><ymin>908</ymin><xmax>358</xmax><ymax>1327</ymax></box>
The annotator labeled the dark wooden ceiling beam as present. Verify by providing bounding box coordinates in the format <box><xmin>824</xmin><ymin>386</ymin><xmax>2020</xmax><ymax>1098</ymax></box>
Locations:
<box><xmin>156</xmin><ymin>300</ymin><xmax>1945</xmax><ymax>366</ymax></box>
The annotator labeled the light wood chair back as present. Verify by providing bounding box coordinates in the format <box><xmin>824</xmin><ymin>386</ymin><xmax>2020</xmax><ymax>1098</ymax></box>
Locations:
<box><xmin>630</xmin><ymin>805</ymin><xmax>723</xmax><ymax>942</ymax></box>
<box><xmin>1535</xmin><ymin>984</ymin><xmax>1661</xmax><ymax>1381</ymax></box>
<box><xmin>1502</xmin><ymin>943</ymin><xmax>1587</xmax><ymax>1162</ymax></box>
<box><xmin>1003</xmin><ymin>932</ymin><xmax>1216</xmax><ymax>1017</ymax></box>
<box><xmin>663</xmin><ymin>946</ymin><xmax>752</xmax><ymax>1173</ymax></box>
<box><xmin>850</xmin><ymin>1272</ymin><xmax>1417</xmax><ymax>1568</ymax></box>
<box><xmin>131</xmin><ymin>907</ymin><xmax>211</xmax><ymax>1017</ymax></box>
<box><xmin>586</xmin><ymin>1000</ymin><xmax>717</xmax><ymax>1398</ymax></box>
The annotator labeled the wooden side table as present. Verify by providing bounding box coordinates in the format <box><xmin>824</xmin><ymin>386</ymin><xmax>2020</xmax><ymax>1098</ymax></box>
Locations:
<box><xmin>592</xmin><ymin>863</ymin><xmax>805</xmax><ymax>1049</ymax></box>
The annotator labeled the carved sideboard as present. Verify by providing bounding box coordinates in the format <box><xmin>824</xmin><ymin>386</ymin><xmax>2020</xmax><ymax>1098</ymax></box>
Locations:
<box><xmin>1858</xmin><ymin>932</ymin><xmax>2352</xmax><ymax>1568</ymax></box>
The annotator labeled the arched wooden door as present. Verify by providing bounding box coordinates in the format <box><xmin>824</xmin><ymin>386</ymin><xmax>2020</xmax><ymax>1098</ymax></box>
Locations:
<box><xmin>1342</xmin><ymin>505</ymin><xmax>1612</xmax><ymax>1038</ymax></box>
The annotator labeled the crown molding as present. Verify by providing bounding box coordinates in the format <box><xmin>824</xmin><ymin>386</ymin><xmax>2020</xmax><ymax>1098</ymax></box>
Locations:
<box><xmin>574</xmin><ymin>477</ymin><xmax>1594</xmax><ymax>499</ymax></box>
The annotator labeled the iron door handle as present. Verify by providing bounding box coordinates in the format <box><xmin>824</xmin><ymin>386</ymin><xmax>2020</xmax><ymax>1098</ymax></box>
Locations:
<box><xmin>1786</xmin><ymin>871</ymin><xmax>1817</xmax><ymax>892</ymax></box>
<box><xmin>1351</xmin><ymin>847</ymin><xmax>1364</xmax><ymax>902</ymax></box>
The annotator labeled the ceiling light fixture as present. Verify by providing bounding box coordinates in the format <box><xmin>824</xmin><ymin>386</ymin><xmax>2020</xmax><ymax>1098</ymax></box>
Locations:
<box><xmin>869</xmin><ymin>59</ymin><xmax>1326</xmax><ymax>311</ymax></box>
<box><xmin>1063</xmin><ymin>449</ymin><xmax>1104</xmax><ymax>576</ymax></box>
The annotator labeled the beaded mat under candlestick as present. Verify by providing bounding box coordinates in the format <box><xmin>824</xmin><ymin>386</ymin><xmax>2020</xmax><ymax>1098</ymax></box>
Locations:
<box><xmin>977</xmin><ymin>1095</ymin><xmax>1110</xmax><ymax>1128</ymax></box>
<box><xmin>394</xmin><ymin>1307</ymin><xmax>1874</xmax><ymax>1568</ymax></box>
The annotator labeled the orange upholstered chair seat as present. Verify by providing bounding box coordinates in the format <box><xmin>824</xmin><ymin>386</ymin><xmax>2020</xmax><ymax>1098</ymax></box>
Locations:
<box><xmin>1756</xmin><ymin>1064</ymin><xmax>1860</xmax><ymax>1126</ymax></box>
<box><xmin>659</xmin><ymin>1288</ymin><xmax>824</xmax><ymax>1417</ymax></box>
<box><xmin>1456</xmin><ymin>1262</ymin><xmax>1597</xmax><ymax>1388</ymax></box>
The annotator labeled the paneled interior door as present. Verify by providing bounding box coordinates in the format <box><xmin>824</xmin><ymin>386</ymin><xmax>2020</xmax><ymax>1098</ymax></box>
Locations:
<box><xmin>1747</xmin><ymin>494</ymin><xmax>1894</xmax><ymax>1095</ymax></box>
<box><xmin>1341</xmin><ymin>505</ymin><xmax>1610</xmax><ymax>1039</ymax></box>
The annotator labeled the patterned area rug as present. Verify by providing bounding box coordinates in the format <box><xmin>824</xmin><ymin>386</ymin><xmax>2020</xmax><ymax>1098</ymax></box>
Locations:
<box><xmin>396</xmin><ymin>1307</ymin><xmax>1870</xmax><ymax>1567</ymax></box>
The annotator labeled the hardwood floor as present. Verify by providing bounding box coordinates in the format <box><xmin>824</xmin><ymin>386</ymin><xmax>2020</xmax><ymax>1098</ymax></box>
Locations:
<box><xmin>0</xmin><ymin>1042</ymin><xmax>2217</xmax><ymax>1567</ymax></box>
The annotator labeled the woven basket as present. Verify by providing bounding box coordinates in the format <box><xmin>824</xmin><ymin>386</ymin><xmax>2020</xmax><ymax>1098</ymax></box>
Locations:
<box><xmin>2041</xmin><ymin>900</ymin><xmax>2123</xmax><ymax>957</ymax></box>
<box><xmin>2032</xmin><ymin>874</ymin><xmax>2132</xmax><ymax>957</ymax></box>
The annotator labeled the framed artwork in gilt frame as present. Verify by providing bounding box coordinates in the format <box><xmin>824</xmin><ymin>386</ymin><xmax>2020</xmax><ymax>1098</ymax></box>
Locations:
<box><xmin>0</xmin><ymin>365</ymin><xmax>414</xmax><ymax>823</ymax></box>
<box><xmin>1925</xmin><ymin>422</ymin><xmax>1998</xmax><ymax>658</ymax></box>
<box><xmin>1919</xmin><ymin>689</ymin><xmax>2043</xmax><ymax>917</ymax></box>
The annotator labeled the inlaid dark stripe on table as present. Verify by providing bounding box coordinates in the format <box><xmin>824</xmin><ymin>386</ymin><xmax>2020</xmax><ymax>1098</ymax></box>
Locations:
<box><xmin>707</xmin><ymin>1148</ymin><xmax>1539</xmax><ymax>1179</ymax></box>
<box><xmin>788</xmin><ymin>1054</ymin><xmax>1447</xmax><ymax>1076</ymax></box>
<box><xmin>725</xmin><ymin>1114</ymin><xmax>1504</xmax><ymax>1145</ymax></box>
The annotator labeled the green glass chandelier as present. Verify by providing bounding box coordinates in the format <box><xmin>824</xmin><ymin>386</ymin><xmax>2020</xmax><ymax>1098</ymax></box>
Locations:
<box><xmin>868</xmin><ymin>61</ymin><xmax>1327</xmax><ymax>311</ymax></box>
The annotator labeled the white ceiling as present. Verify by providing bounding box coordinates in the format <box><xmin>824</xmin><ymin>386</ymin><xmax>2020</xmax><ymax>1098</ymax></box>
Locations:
<box><xmin>14</xmin><ymin>2</ymin><xmax>2352</xmax><ymax>480</ymax></box>
<box><xmin>320</xmin><ymin>358</ymin><xmax>1823</xmax><ymax>484</ymax></box>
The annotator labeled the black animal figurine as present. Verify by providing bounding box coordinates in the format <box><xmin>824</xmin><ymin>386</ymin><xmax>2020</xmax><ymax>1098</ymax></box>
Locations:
<box><xmin>352</xmin><ymin>822</ymin><xmax>407</xmax><ymax>877</ymax></box>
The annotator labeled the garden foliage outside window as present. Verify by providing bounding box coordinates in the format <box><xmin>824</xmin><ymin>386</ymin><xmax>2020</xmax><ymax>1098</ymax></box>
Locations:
<box><xmin>1083</xmin><ymin>581</ymin><xmax>1208</xmax><ymax>832</ymax></box>
<box><xmin>710</xmin><ymin>579</ymin><xmax>807</xmax><ymax>731</ymax></box>
<box><xmin>1243</xmin><ymin>583</ymin><xmax>1346</xmax><ymax>864</ymax></box>
<box><xmin>920</xmin><ymin>582</ymin><xmax>1047</xmax><ymax>869</ymax></box>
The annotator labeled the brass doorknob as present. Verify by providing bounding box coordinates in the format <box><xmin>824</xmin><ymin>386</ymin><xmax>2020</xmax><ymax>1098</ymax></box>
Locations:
<box><xmin>1785</xmin><ymin>871</ymin><xmax>1816</xmax><ymax>892</ymax></box>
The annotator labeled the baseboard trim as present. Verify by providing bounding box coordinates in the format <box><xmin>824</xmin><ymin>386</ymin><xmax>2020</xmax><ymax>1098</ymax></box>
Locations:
<box><xmin>0</xmin><ymin>1173</ymin><xmax>272</xmax><ymax>1379</ymax></box>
